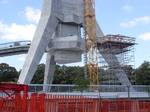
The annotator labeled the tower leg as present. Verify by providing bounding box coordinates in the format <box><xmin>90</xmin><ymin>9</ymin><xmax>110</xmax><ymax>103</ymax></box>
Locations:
<box><xmin>43</xmin><ymin>52</ymin><xmax>56</xmax><ymax>91</ymax></box>
<box><xmin>100</xmin><ymin>52</ymin><xmax>135</xmax><ymax>91</ymax></box>
<box><xmin>18</xmin><ymin>0</ymin><xmax>59</xmax><ymax>84</ymax></box>
<box><xmin>96</xmin><ymin>22</ymin><xmax>135</xmax><ymax>91</ymax></box>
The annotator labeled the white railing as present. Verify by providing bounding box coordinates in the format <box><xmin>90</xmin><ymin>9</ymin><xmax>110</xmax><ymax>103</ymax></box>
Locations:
<box><xmin>0</xmin><ymin>40</ymin><xmax>31</xmax><ymax>50</ymax></box>
<box><xmin>28</xmin><ymin>84</ymin><xmax>150</xmax><ymax>93</ymax></box>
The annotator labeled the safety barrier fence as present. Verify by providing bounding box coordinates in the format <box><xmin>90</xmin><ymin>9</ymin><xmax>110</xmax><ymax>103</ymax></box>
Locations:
<box><xmin>0</xmin><ymin>83</ymin><xmax>150</xmax><ymax>112</ymax></box>
<box><xmin>0</xmin><ymin>93</ymin><xmax>150</xmax><ymax>112</ymax></box>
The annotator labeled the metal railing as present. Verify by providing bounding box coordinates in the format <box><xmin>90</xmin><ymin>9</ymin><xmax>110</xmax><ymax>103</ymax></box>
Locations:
<box><xmin>28</xmin><ymin>84</ymin><xmax>150</xmax><ymax>98</ymax></box>
<box><xmin>0</xmin><ymin>40</ymin><xmax>31</xmax><ymax>50</ymax></box>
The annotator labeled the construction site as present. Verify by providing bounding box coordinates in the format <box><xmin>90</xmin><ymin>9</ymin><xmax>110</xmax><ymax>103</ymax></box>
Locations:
<box><xmin>0</xmin><ymin>0</ymin><xmax>150</xmax><ymax>112</ymax></box>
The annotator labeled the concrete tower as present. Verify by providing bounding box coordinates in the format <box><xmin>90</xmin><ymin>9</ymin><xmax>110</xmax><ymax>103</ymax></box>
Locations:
<box><xmin>18</xmin><ymin>0</ymin><xmax>134</xmax><ymax>91</ymax></box>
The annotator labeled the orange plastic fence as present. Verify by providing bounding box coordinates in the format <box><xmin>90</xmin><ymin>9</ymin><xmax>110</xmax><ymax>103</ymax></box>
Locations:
<box><xmin>0</xmin><ymin>84</ymin><xmax>150</xmax><ymax>112</ymax></box>
<box><xmin>0</xmin><ymin>93</ymin><xmax>150</xmax><ymax>112</ymax></box>
<box><xmin>0</xmin><ymin>83</ymin><xmax>28</xmax><ymax>112</ymax></box>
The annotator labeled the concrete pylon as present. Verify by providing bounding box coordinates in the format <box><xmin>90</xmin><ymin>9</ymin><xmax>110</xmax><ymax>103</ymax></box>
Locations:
<box><xmin>44</xmin><ymin>53</ymin><xmax>56</xmax><ymax>85</ymax></box>
<box><xmin>18</xmin><ymin>0</ymin><xmax>134</xmax><ymax>91</ymax></box>
<box><xmin>43</xmin><ymin>52</ymin><xmax>56</xmax><ymax>91</ymax></box>
<box><xmin>18</xmin><ymin>0</ymin><xmax>84</xmax><ymax>84</ymax></box>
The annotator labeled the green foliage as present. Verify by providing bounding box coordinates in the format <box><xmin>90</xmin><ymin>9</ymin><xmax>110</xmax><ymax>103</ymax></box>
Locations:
<box><xmin>53</xmin><ymin>65</ymin><xmax>84</xmax><ymax>84</ymax></box>
<box><xmin>134</xmin><ymin>61</ymin><xmax>150</xmax><ymax>85</ymax></box>
<box><xmin>30</xmin><ymin>64</ymin><xmax>85</xmax><ymax>84</ymax></box>
<box><xmin>0</xmin><ymin>63</ymin><xmax>18</xmax><ymax>82</ymax></box>
<box><xmin>123</xmin><ymin>65</ymin><xmax>135</xmax><ymax>84</ymax></box>
<box><xmin>74</xmin><ymin>76</ymin><xmax>90</xmax><ymax>92</ymax></box>
<box><xmin>1</xmin><ymin>61</ymin><xmax>150</xmax><ymax>85</ymax></box>
<box><xmin>31</xmin><ymin>63</ymin><xmax>45</xmax><ymax>84</ymax></box>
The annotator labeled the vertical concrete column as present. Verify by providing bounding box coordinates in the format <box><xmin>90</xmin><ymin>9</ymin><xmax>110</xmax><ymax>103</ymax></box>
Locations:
<box><xmin>43</xmin><ymin>52</ymin><xmax>56</xmax><ymax>91</ymax></box>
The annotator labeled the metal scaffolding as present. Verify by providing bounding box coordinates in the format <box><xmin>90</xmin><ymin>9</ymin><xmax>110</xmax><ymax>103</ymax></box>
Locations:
<box><xmin>97</xmin><ymin>34</ymin><xmax>135</xmax><ymax>85</ymax></box>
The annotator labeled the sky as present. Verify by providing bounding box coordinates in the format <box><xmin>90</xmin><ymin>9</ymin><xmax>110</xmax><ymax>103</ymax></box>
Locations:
<box><xmin>0</xmin><ymin>0</ymin><xmax>150</xmax><ymax>70</ymax></box>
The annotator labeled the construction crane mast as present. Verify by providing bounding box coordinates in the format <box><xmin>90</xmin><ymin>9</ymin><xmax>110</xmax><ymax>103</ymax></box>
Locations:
<box><xmin>83</xmin><ymin>0</ymin><xmax>99</xmax><ymax>85</ymax></box>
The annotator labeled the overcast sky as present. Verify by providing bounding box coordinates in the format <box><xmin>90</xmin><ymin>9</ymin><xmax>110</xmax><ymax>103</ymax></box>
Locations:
<box><xmin>0</xmin><ymin>0</ymin><xmax>150</xmax><ymax>70</ymax></box>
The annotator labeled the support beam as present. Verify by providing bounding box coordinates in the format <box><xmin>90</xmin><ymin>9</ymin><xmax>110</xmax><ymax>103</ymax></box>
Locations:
<box><xmin>96</xmin><ymin>22</ymin><xmax>135</xmax><ymax>91</ymax></box>
<box><xmin>18</xmin><ymin>0</ymin><xmax>59</xmax><ymax>84</ymax></box>
<box><xmin>43</xmin><ymin>53</ymin><xmax>56</xmax><ymax>91</ymax></box>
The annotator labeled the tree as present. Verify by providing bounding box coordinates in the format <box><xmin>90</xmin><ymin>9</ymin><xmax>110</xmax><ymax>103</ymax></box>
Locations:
<box><xmin>0</xmin><ymin>63</ymin><xmax>18</xmax><ymax>82</ymax></box>
<box><xmin>135</xmin><ymin>61</ymin><xmax>150</xmax><ymax>85</ymax></box>
<box><xmin>31</xmin><ymin>64</ymin><xmax>85</xmax><ymax>84</ymax></box>
<box><xmin>53</xmin><ymin>65</ymin><xmax>85</xmax><ymax>84</ymax></box>
<box><xmin>73</xmin><ymin>76</ymin><xmax>90</xmax><ymax>91</ymax></box>
<box><xmin>31</xmin><ymin>63</ymin><xmax>45</xmax><ymax>84</ymax></box>
<box><xmin>123</xmin><ymin>65</ymin><xmax>135</xmax><ymax>84</ymax></box>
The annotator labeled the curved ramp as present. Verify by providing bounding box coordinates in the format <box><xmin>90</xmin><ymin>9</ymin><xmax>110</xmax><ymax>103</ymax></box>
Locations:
<box><xmin>0</xmin><ymin>41</ymin><xmax>31</xmax><ymax>57</ymax></box>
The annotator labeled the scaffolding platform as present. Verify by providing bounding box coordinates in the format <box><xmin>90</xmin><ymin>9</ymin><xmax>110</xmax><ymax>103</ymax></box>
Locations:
<box><xmin>97</xmin><ymin>34</ymin><xmax>136</xmax><ymax>85</ymax></box>
<box><xmin>97</xmin><ymin>34</ymin><xmax>135</xmax><ymax>54</ymax></box>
